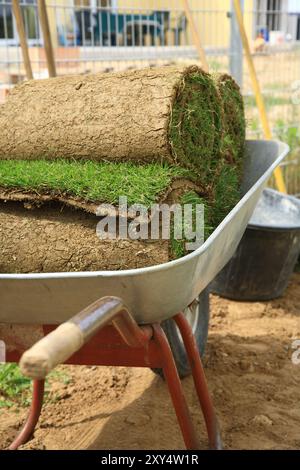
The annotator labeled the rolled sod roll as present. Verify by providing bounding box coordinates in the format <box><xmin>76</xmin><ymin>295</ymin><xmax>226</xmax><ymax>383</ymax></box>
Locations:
<box><xmin>0</xmin><ymin>66</ymin><xmax>223</xmax><ymax>177</ymax></box>
<box><xmin>0</xmin><ymin>174</ymin><xmax>207</xmax><ymax>273</ymax></box>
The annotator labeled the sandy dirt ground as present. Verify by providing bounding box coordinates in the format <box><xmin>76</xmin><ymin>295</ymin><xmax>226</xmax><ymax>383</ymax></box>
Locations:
<box><xmin>1</xmin><ymin>273</ymin><xmax>300</xmax><ymax>450</ymax></box>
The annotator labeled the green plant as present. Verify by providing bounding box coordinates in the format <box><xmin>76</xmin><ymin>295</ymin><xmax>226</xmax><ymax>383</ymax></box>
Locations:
<box><xmin>0</xmin><ymin>363</ymin><xmax>32</xmax><ymax>407</ymax></box>
<box><xmin>273</xmin><ymin>121</ymin><xmax>300</xmax><ymax>151</ymax></box>
<box><xmin>0</xmin><ymin>363</ymin><xmax>71</xmax><ymax>408</ymax></box>
<box><xmin>244</xmin><ymin>94</ymin><xmax>290</xmax><ymax>108</ymax></box>
<box><xmin>249</xmin><ymin>117</ymin><xmax>260</xmax><ymax>133</ymax></box>
<box><xmin>208</xmin><ymin>60</ymin><xmax>223</xmax><ymax>72</ymax></box>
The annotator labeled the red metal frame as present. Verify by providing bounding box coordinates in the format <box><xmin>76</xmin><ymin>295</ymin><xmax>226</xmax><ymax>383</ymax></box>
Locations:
<box><xmin>174</xmin><ymin>315</ymin><xmax>222</xmax><ymax>450</ymax></box>
<box><xmin>8</xmin><ymin>379</ymin><xmax>45</xmax><ymax>451</ymax></box>
<box><xmin>7</xmin><ymin>313</ymin><xmax>221</xmax><ymax>451</ymax></box>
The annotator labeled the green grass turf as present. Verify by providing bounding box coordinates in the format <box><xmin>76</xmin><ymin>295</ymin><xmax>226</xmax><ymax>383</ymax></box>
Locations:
<box><xmin>0</xmin><ymin>159</ymin><xmax>196</xmax><ymax>207</ymax></box>
<box><xmin>170</xmin><ymin>191</ymin><xmax>212</xmax><ymax>259</ymax></box>
<box><xmin>169</xmin><ymin>71</ymin><xmax>223</xmax><ymax>180</ymax></box>
<box><xmin>216</xmin><ymin>74</ymin><xmax>246</xmax><ymax>166</ymax></box>
<box><xmin>210</xmin><ymin>165</ymin><xmax>241</xmax><ymax>229</ymax></box>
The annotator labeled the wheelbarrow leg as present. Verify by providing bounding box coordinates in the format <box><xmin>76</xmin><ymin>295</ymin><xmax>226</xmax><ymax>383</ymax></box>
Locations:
<box><xmin>174</xmin><ymin>313</ymin><xmax>222</xmax><ymax>450</ymax></box>
<box><xmin>9</xmin><ymin>379</ymin><xmax>45</xmax><ymax>450</ymax></box>
<box><xmin>152</xmin><ymin>324</ymin><xmax>201</xmax><ymax>450</ymax></box>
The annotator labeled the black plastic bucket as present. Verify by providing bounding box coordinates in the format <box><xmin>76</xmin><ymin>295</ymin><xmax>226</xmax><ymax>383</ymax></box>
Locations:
<box><xmin>212</xmin><ymin>189</ymin><xmax>300</xmax><ymax>301</ymax></box>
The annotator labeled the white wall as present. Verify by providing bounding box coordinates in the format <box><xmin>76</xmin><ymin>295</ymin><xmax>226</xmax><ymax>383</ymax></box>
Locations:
<box><xmin>289</xmin><ymin>0</ymin><xmax>300</xmax><ymax>13</ymax></box>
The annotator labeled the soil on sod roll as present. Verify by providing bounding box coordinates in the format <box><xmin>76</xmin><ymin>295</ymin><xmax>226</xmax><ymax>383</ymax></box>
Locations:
<box><xmin>0</xmin><ymin>184</ymin><xmax>206</xmax><ymax>273</ymax></box>
<box><xmin>0</xmin><ymin>66</ymin><xmax>246</xmax><ymax>273</ymax></box>
<box><xmin>0</xmin><ymin>201</ymin><xmax>170</xmax><ymax>273</ymax></box>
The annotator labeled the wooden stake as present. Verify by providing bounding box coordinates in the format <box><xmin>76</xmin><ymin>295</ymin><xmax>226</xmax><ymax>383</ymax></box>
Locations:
<box><xmin>233</xmin><ymin>0</ymin><xmax>287</xmax><ymax>193</ymax></box>
<box><xmin>37</xmin><ymin>0</ymin><xmax>56</xmax><ymax>77</ymax></box>
<box><xmin>181</xmin><ymin>0</ymin><xmax>209</xmax><ymax>73</ymax></box>
<box><xmin>12</xmin><ymin>0</ymin><xmax>33</xmax><ymax>80</ymax></box>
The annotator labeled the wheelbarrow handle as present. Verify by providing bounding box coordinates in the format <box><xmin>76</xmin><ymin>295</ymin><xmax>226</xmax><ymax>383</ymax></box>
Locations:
<box><xmin>20</xmin><ymin>322</ymin><xmax>84</xmax><ymax>379</ymax></box>
<box><xmin>20</xmin><ymin>296</ymin><xmax>147</xmax><ymax>380</ymax></box>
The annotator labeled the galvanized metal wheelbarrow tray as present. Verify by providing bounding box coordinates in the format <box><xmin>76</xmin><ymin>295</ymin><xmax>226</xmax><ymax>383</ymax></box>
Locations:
<box><xmin>0</xmin><ymin>140</ymin><xmax>289</xmax><ymax>326</ymax></box>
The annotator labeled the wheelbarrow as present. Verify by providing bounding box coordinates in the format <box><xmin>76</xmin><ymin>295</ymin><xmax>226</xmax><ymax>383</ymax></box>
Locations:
<box><xmin>0</xmin><ymin>140</ymin><xmax>289</xmax><ymax>450</ymax></box>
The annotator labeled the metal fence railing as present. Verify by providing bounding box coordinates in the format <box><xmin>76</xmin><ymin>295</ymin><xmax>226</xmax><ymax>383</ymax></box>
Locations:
<box><xmin>0</xmin><ymin>0</ymin><xmax>299</xmax><ymax>193</ymax></box>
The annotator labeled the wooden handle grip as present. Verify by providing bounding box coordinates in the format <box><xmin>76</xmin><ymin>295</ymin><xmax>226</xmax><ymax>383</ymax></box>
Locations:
<box><xmin>19</xmin><ymin>322</ymin><xmax>84</xmax><ymax>379</ymax></box>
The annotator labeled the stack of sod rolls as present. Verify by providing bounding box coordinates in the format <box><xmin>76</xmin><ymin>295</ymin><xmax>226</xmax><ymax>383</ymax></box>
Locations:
<box><xmin>0</xmin><ymin>66</ymin><xmax>245</xmax><ymax>273</ymax></box>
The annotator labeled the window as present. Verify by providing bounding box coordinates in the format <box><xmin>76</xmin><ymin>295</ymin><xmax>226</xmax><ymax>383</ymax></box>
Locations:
<box><xmin>74</xmin><ymin>1</ymin><xmax>111</xmax><ymax>7</ymax></box>
<box><xmin>0</xmin><ymin>0</ymin><xmax>14</xmax><ymax>39</ymax></box>
<box><xmin>0</xmin><ymin>0</ymin><xmax>40</xmax><ymax>42</ymax></box>
<box><xmin>267</xmin><ymin>0</ymin><xmax>283</xmax><ymax>31</ymax></box>
<box><xmin>256</xmin><ymin>0</ymin><xmax>265</xmax><ymax>31</ymax></box>
<box><xmin>255</xmin><ymin>0</ymin><xmax>284</xmax><ymax>37</ymax></box>
<box><xmin>22</xmin><ymin>0</ymin><xmax>39</xmax><ymax>40</ymax></box>
<box><xmin>74</xmin><ymin>0</ymin><xmax>115</xmax><ymax>46</ymax></box>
